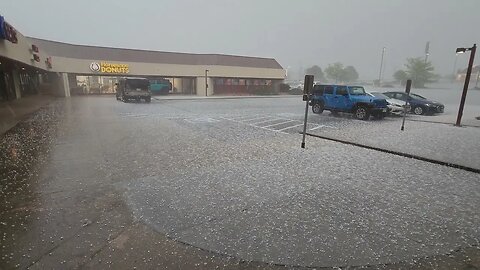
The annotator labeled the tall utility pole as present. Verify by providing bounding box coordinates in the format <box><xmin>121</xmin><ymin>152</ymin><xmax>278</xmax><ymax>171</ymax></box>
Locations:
<box><xmin>378</xmin><ymin>47</ymin><xmax>386</xmax><ymax>86</ymax></box>
<box><xmin>205</xmin><ymin>69</ymin><xmax>209</xmax><ymax>96</ymax></box>
<box><xmin>455</xmin><ymin>44</ymin><xmax>477</xmax><ymax>127</ymax></box>
<box><xmin>424</xmin><ymin>41</ymin><xmax>430</xmax><ymax>64</ymax></box>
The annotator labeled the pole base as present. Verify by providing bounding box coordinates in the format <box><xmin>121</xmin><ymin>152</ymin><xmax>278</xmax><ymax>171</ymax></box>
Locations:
<box><xmin>301</xmin><ymin>142</ymin><xmax>305</xmax><ymax>149</ymax></box>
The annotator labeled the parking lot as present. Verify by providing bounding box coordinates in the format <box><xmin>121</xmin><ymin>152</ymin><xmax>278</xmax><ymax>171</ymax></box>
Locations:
<box><xmin>1</xmin><ymin>89</ymin><xmax>480</xmax><ymax>269</ymax></box>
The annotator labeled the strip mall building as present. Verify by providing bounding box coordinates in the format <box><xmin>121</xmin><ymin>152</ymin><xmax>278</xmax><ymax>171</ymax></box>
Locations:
<box><xmin>0</xmin><ymin>15</ymin><xmax>285</xmax><ymax>101</ymax></box>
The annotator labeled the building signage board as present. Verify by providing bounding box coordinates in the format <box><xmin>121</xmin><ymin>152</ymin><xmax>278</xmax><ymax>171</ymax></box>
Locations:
<box><xmin>0</xmin><ymin>16</ymin><xmax>5</xmax><ymax>40</ymax></box>
<box><xmin>90</xmin><ymin>62</ymin><xmax>129</xmax><ymax>74</ymax></box>
<box><xmin>0</xmin><ymin>16</ymin><xmax>18</xmax><ymax>43</ymax></box>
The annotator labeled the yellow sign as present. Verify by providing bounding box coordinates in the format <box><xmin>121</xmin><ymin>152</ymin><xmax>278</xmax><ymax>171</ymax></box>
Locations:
<box><xmin>90</xmin><ymin>62</ymin><xmax>129</xmax><ymax>74</ymax></box>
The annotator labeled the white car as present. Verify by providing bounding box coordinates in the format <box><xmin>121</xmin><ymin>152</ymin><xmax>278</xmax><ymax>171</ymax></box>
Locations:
<box><xmin>288</xmin><ymin>82</ymin><xmax>304</xmax><ymax>90</ymax></box>
<box><xmin>369</xmin><ymin>92</ymin><xmax>410</xmax><ymax>115</ymax></box>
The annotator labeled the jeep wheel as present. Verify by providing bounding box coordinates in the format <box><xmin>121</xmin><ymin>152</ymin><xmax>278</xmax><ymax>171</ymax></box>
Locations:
<box><xmin>354</xmin><ymin>106</ymin><xmax>370</xmax><ymax>120</ymax></box>
<box><xmin>312</xmin><ymin>102</ymin><xmax>324</xmax><ymax>114</ymax></box>
<box><xmin>413</xmin><ymin>106</ymin><xmax>424</xmax><ymax>115</ymax></box>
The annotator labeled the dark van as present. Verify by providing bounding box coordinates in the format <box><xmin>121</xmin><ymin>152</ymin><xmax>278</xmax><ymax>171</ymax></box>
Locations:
<box><xmin>116</xmin><ymin>77</ymin><xmax>151</xmax><ymax>103</ymax></box>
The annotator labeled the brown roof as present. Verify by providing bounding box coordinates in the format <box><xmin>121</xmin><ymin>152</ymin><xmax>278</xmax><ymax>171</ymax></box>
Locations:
<box><xmin>27</xmin><ymin>37</ymin><xmax>283</xmax><ymax>69</ymax></box>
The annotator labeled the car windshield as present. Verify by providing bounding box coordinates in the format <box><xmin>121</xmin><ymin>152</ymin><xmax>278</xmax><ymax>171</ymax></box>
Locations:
<box><xmin>348</xmin><ymin>86</ymin><xmax>366</xmax><ymax>95</ymax></box>
<box><xmin>410</xmin><ymin>93</ymin><xmax>427</xmax><ymax>100</ymax></box>
<box><xmin>370</xmin><ymin>92</ymin><xmax>389</xmax><ymax>99</ymax></box>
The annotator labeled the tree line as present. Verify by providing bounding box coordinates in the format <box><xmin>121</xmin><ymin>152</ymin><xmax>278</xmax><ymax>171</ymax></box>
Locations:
<box><xmin>393</xmin><ymin>57</ymin><xmax>439</xmax><ymax>88</ymax></box>
<box><xmin>305</xmin><ymin>63</ymin><xmax>359</xmax><ymax>83</ymax></box>
<box><xmin>305</xmin><ymin>57</ymin><xmax>440</xmax><ymax>88</ymax></box>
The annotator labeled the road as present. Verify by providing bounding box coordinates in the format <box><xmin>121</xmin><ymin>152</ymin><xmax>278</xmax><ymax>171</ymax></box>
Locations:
<box><xmin>1</xmin><ymin>95</ymin><xmax>480</xmax><ymax>269</ymax></box>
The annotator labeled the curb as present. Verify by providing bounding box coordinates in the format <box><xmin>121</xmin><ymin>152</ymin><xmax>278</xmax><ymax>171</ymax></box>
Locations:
<box><xmin>0</xmin><ymin>96</ymin><xmax>59</xmax><ymax>136</ymax></box>
<box><xmin>152</xmin><ymin>95</ymin><xmax>299</xmax><ymax>101</ymax></box>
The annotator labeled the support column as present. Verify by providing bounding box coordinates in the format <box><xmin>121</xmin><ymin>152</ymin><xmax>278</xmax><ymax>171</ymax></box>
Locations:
<box><xmin>172</xmin><ymin>78</ymin><xmax>182</xmax><ymax>93</ymax></box>
<box><xmin>60</xmin><ymin>73</ymin><xmax>71</xmax><ymax>97</ymax></box>
<box><xmin>12</xmin><ymin>69</ymin><xmax>21</xmax><ymax>99</ymax></box>
<box><xmin>196</xmin><ymin>77</ymin><xmax>214</xmax><ymax>96</ymax></box>
<box><xmin>196</xmin><ymin>77</ymin><xmax>205</xmax><ymax>96</ymax></box>
<box><xmin>272</xmin><ymin>80</ymin><xmax>282</xmax><ymax>93</ymax></box>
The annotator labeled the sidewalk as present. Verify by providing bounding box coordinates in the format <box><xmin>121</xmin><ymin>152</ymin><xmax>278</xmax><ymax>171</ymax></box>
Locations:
<box><xmin>0</xmin><ymin>94</ymin><xmax>58</xmax><ymax>135</ymax></box>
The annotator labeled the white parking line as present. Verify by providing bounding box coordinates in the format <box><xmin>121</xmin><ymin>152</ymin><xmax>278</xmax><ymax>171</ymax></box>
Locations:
<box><xmin>262</xmin><ymin>120</ymin><xmax>298</xmax><ymax>128</ymax></box>
<box><xmin>309</xmin><ymin>124</ymin><xmax>335</xmax><ymax>130</ymax></box>
<box><xmin>120</xmin><ymin>113</ymin><xmax>149</xmax><ymax>118</ymax></box>
<box><xmin>218</xmin><ymin>116</ymin><xmax>288</xmax><ymax>134</ymax></box>
<box><xmin>309</xmin><ymin>125</ymin><xmax>327</xmax><ymax>131</ymax></box>
<box><xmin>251</xmin><ymin>118</ymin><xmax>285</xmax><ymax>125</ymax></box>
<box><xmin>277</xmin><ymin>124</ymin><xmax>304</xmax><ymax>131</ymax></box>
<box><xmin>240</xmin><ymin>116</ymin><xmax>273</xmax><ymax>122</ymax></box>
<box><xmin>253</xmin><ymin>125</ymin><xmax>288</xmax><ymax>134</ymax></box>
<box><xmin>230</xmin><ymin>115</ymin><xmax>263</xmax><ymax>121</ymax></box>
<box><xmin>184</xmin><ymin>117</ymin><xmax>220</xmax><ymax>123</ymax></box>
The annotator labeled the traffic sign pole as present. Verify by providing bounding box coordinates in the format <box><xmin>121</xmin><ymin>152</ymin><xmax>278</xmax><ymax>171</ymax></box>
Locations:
<box><xmin>301</xmin><ymin>75</ymin><xmax>314</xmax><ymax>148</ymax></box>
<box><xmin>401</xmin><ymin>79</ymin><xmax>412</xmax><ymax>131</ymax></box>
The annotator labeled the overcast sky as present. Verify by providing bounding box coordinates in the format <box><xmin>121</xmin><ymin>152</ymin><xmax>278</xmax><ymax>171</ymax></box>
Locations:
<box><xmin>1</xmin><ymin>0</ymin><xmax>478</xmax><ymax>80</ymax></box>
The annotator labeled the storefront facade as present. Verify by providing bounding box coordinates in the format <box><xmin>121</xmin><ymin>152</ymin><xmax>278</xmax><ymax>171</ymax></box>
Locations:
<box><xmin>0</xmin><ymin>15</ymin><xmax>62</xmax><ymax>100</ymax></box>
<box><xmin>0</xmin><ymin>15</ymin><xmax>285</xmax><ymax>100</ymax></box>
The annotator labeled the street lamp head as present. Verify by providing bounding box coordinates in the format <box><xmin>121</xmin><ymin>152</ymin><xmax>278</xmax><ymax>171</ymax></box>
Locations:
<box><xmin>457</xmin><ymin>44</ymin><xmax>476</xmax><ymax>54</ymax></box>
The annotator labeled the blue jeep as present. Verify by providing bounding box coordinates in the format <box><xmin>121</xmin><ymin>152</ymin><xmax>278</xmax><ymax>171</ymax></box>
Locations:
<box><xmin>309</xmin><ymin>85</ymin><xmax>388</xmax><ymax>120</ymax></box>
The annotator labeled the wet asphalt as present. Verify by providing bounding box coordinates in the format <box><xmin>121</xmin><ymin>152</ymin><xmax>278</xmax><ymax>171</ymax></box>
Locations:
<box><xmin>1</xmin><ymin>95</ymin><xmax>480</xmax><ymax>270</ymax></box>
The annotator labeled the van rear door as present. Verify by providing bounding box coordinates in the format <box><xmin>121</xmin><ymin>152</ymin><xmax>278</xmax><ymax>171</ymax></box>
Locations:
<box><xmin>126</xmin><ymin>79</ymin><xmax>149</xmax><ymax>92</ymax></box>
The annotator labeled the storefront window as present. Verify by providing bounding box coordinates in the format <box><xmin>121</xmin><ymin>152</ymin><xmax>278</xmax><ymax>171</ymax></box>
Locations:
<box><xmin>19</xmin><ymin>71</ymin><xmax>39</xmax><ymax>96</ymax></box>
<box><xmin>72</xmin><ymin>75</ymin><xmax>118</xmax><ymax>95</ymax></box>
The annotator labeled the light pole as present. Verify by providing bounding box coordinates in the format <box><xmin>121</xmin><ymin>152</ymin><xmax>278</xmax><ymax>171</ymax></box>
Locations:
<box><xmin>455</xmin><ymin>44</ymin><xmax>476</xmax><ymax>127</ymax></box>
<box><xmin>452</xmin><ymin>53</ymin><xmax>459</xmax><ymax>83</ymax></box>
<box><xmin>424</xmin><ymin>41</ymin><xmax>430</xmax><ymax>64</ymax></box>
<box><xmin>378</xmin><ymin>47</ymin><xmax>386</xmax><ymax>86</ymax></box>
<box><xmin>205</xmin><ymin>69</ymin><xmax>209</xmax><ymax>96</ymax></box>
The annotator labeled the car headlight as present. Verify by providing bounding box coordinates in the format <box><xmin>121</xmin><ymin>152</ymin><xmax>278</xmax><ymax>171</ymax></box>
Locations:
<box><xmin>424</xmin><ymin>103</ymin><xmax>432</xmax><ymax>107</ymax></box>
